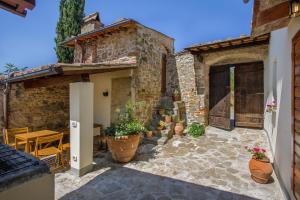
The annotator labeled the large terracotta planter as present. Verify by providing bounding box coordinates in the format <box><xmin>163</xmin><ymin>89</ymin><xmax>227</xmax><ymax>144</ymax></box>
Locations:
<box><xmin>249</xmin><ymin>156</ymin><xmax>273</xmax><ymax>184</ymax></box>
<box><xmin>107</xmin><ymin>134</ymin><xmax>140</xmax><ymax>163</ymax></box>
<box><xmin>165</xmin><ymin>115</ymin><xmax>172</xmax><ymax>123</ymax></box>
<box><xmin>174</xmin><ymin>122</ymin><xmax>184</xmax><ymax>136</ymax></box>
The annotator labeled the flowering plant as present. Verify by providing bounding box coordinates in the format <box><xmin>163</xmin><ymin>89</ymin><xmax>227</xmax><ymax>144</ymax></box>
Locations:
<box><xmin>266</xmin><ymin>100</ymin><xmax>277</xmax><ymax>112</ymax></box>
<box><xmin>245</xmin><ymin>146</ymin><xmax>267</xmax><ymax>160</ymax></box>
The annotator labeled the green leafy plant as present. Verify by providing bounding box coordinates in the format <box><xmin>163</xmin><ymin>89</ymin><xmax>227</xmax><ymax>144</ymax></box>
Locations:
<box><xmin>104</xmin><ymin>124</ymin><xmax>116</xmax><ymax>136</ymax></box>
<box><xmin>187</xmin><ymin>122</ymin><xmax>205</xmax><ymax>137</ymax></box>
<box><xmin>159</xmin><ymin>120</ymin><xmax>166</xmax><ymax>127</ymax></box>
<box><xmin>0</xmin><ymin>63</ymin><xmax>27</xmax><ymax>76</ymax></box>
<box><xmin>164</xmin><ymin>110</ymin><xmax>173</xmax><ymax>116</ymax></box>
<box><xmin>108</xmin><ymin>102</ymin><xmax>145</xmax><ymax>138</ymax></box>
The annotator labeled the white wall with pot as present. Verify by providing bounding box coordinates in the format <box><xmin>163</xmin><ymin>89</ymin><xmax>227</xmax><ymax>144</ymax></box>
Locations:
<box><xmin>264</xmin><ymin>17</ymin><xmax>300</xmax><ymax>199</ymax></box>
<box><xmin>90</xmin><ymin>69</ymin><xmax>133</xmax><ymax>129</ymax></box>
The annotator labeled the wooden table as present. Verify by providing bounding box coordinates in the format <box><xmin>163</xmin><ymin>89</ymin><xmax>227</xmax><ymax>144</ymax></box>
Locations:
<box><xmin>15</xmin><ymin>130</ymin><xmax>59</xmax><ymax>153</ymax></box>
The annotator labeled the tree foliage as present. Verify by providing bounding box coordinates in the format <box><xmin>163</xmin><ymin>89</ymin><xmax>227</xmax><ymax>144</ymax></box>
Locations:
<box><xmin>55</xmin><ymin>0</ymin><xmax>85</xmax><ymax>63</ymax></box>
<box><xmin>1</xmin><ymin>63</ymin><xmax>27</xmax><ymax>76</ymax></box>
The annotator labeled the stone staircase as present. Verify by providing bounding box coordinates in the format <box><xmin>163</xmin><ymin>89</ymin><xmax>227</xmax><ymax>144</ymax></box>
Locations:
<box><xmin>142</xmin><ymin>97</ymin><xmax>185</xmax><ymax>146</ymax></box>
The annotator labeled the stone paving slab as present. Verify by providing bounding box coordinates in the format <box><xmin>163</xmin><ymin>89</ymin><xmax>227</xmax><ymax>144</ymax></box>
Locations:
<box><xmin>55</xmin><ymin>127</ymin><xmax>285</xmax><ymax>200</ymax></box>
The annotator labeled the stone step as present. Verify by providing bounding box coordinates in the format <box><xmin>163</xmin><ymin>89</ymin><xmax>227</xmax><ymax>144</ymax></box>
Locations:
<box><xmin>157</xmin><ymin>137</ymin><xmax>169</xmax><ymax>145</ymax></box>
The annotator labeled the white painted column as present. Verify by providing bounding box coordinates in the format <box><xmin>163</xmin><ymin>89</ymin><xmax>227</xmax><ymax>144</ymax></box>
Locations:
<box><xmin>70</xmin><ymin>82</ymin><xmax>94</xmax><ymax>177</ymax></box>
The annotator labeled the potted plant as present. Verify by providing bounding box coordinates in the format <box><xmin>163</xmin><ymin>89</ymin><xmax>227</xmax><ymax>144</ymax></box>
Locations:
<box><xmin>172</xmin><ymin>89</ymin><xmax>181</xmax><ymax>101</ymax></box>
<box><xmin>245</xmin><ymin>146</ymin><xmax>273</xmax><ymax>184</ymax></box>
<box><xmin>266</xmin><ymin>100</ymin><xmax>277</xmax><ymax>113</ymax></box>
<box><xmin>174</xmin><ymin>116</ymin><xmax>184</xmax><ymax>136</ymax></box>
<box><xmin>107</xmin><ymin>102</ymin><xmax>145</xmax><ymax>163</ymax></box>
<box><xmin>145</xmin><ymin>125</ymin><xmax>154</xmax><ymax>138</ymax></box>
<box><xmin>157</xmin><ymin>120</ymin><xmax>166</xmax><ymax>131</ymax></box>
<box><xmin>187</xmin><ymin>122</ymin><xmax>205</xmax><ymax>137</ymax></box>
<box><xmin>164</xmin><ymin>110</ymin><xmax>172</xmax><ymax>123</ymax></box>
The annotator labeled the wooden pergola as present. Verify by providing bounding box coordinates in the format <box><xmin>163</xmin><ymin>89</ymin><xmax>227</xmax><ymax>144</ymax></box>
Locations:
<box><xmin>0</xmin><ymin>0</ymin><xmax>35</xmax><ymax>17</ymax></box>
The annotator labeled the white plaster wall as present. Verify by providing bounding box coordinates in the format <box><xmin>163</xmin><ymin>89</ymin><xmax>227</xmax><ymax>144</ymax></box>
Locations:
<box><xmin>0</xmin><ymin>173</ymin><xmax>54</xmax><ymax>200</ymax></box>
<box><xmin>70</xmin><ymin>82</ymin><xmax>94</xmax><ymax>172</ymax></box>
<box><xmin>265</xmin><ymin>17</ymin><xmax>300</xmax><ymax>199</ymax></box>
<box><xmin>90</xmin><ymin>70</ymin><xmax>132</xmax><ymax>128</ymax></box>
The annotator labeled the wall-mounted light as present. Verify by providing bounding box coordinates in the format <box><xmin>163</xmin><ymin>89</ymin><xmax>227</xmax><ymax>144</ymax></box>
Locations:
<box><xmin>290</xmin><ymin>0</ymin><xmax>300</xmax><ymax>17</ymax></box>
<box><xmin>102</xmin><ymin>90</ymin><xmax>109</xmax><ymax>97</ymax></box>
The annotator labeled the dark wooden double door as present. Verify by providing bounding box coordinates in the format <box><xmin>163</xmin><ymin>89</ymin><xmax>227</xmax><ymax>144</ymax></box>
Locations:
<box><xmin>293</xmin><ymin>30</ymin><xmax>300</xmax><ymax>200</ymax></box>
<box><xmin>209</xmin><ymin>62</ymin><xmax>264</xmax><ymax>130</ymax></box>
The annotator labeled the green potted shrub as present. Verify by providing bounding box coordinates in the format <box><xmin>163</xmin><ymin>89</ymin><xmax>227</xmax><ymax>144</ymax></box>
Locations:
<box><xmin>106</xmin><ymin>102</ymin><xmax>145</xmax><ymax>163</ymax></box>
<box><xmin>164</xmin><ymin>110</ymin><xmax>172</xmax><ymax>123</ymax></box>
<box><xmin>158</xmin><ymin>120</ymin><xmax>166</xmax><ymax>131</ymax></box>
<box><xmin>172</xmin><ymin>89</ymin><xmax>181</xmax><ymax>101</ymax></box>
<box><xmin>187</xmin><ymin>122</ymin><xmax>205</xmax><ymax>138</ymax></box>
<box><xmin>145</xmin><ymin>125</ymin><xmax>154</xmax><ymax>138</ymax></box>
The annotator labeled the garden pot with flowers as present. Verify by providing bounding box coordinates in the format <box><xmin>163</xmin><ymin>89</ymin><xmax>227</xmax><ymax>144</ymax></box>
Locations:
<box><xmin>106</xmin><ymin>102</ymin><xmax>145</xmax><ymax>163</ymax></box>
<box><xmin>245</xmin><ymin>146</ymin><xmax>273</xmax><ymax>184</ymax></box>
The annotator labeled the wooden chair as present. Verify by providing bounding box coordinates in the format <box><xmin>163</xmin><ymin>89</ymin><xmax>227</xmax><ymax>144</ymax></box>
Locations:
<box><xmin>32</xmin><ymin>133</ymin><xmax>64</xmax><ymax>169</ymax></box>
<box><xmin>4</xmin><ymin>127</ymin><xmax>29</xmax><ymax>149</ymax></box>
<box><xmin>62</xmin><ymin>142</ymin><xmax>70</xmax><ymax>166</ymax></box>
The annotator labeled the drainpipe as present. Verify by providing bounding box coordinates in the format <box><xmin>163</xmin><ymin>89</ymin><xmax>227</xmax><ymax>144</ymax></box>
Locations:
<box><xmin>2</xmin><ymin>81</ymin><xmax>9</xmax><ymax>142</ymax></box>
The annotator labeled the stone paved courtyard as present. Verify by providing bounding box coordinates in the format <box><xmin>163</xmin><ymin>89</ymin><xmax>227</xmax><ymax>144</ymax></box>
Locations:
<box><xmin>55</xmin><ymin>127</ymin><xmax>284</xmax><ymax>200</ymax></box>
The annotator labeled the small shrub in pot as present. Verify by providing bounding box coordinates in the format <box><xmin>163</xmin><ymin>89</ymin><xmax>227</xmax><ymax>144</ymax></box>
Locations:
<box><xmin>106</xmin><ymin>102</ymin><xmax>145</xmax><ymax>163</ymax></box>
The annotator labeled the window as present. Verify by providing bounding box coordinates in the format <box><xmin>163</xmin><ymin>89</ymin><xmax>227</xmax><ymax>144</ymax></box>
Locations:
<box><xmin>161</xmin><ymin>54</ymin><xmax>167</xmax><ymax>94</ymax></box>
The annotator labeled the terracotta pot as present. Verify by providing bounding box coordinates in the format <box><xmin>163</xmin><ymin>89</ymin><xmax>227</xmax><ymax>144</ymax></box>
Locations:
<box><xmin>172</xmin><ymin>95</ymin><xmax>181</xmax><ymax>102</ymax></box>
<box><xmin>174</xmin><ymin>122</ymin><xmax>184</xmax><ymax>136</ymax></box>
<box><xmin>165</xmin><ymin>115</ymin><xmax>172</xmax><ymax>123</ymax></box>
<box><xmin>157</xmin><ymin>126</ymin><xmax>164</xmax><ymax>131</ymax></box>
<box><xmin>107</xmin><ymin>134</ymin><xmax>140</xmax><ymax>163</ymax></box>
<box><xmin>249</xmin><ymin>156</ymin><xmax>273</xmax><ymax>184</ymax></box>
<box><xmin>146</xmin><ymin>131</ymin><xmax>153</xmax><ymax>138</ymax></box>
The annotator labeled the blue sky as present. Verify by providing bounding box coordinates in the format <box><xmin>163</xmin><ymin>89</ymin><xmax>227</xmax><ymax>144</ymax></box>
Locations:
<box><xmin>0</xmin><ymin>0</ymin><xmax>253</xmax><ymax>70</ymax></box>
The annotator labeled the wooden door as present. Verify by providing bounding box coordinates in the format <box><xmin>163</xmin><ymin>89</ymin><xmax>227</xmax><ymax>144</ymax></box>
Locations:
<box><xmin>209</xmin><ymin>65</ymin><xmax>232</xmax><ymax>130</ymax></box>
<box><xmin>293</xmin><ymin>30</ymin><xmax>300</xmax><ymax>200</ymax></box>
<box><xmin>235</xmin><ymin>62</ymin><xmax>264</xmax><ymax>129</ymax></box>
<box><xmin>161</xmin><ymin>54</ymin><xmax>167</xmax><ymax>95</ymax></box>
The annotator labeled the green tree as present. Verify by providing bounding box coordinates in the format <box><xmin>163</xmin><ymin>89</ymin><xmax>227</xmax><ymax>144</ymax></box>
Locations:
<box><xmin>55</xmin><ymin>0</ymin><xmax>85</xmax><ymax>63</ymax></box>
<box><xmin>1</xmin><ymin>63</ymin><xmax>27</xmax><ymax>76</ymax></box>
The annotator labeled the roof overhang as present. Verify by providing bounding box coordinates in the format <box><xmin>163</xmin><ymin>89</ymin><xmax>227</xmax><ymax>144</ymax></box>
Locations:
<box><xmin>62</xmin><ymin>19</ymin><xmax>138</xmax><ymax>47</ymax></box>
<box><xmin>0</xmin><ymin>0</ymin><xmax>35</xmax><ymax>17</ymax></box>
<box><xmin>185</xmin><ymin>34</ymin><xmax>270</xmax><ymax>54</ymax></box>
<box><xmin>251</xmin><ymin>0</ymin><xmax>291</xmax><ymax>36</ymax></box>
<box><xmin>60</xmin><ymin>62</ymin><xmax>137</xmax><ymax>75</ymax></box>
<box><xmin>3</xmin><ymin>58</ymin><xmax>137</xmax><ymax>84</ymax></box>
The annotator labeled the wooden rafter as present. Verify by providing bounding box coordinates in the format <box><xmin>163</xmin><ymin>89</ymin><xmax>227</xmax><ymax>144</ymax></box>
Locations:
<box><xmin>0</xmin><ymin>0</ymin><xmax>35</xmax><ymax>17</ymax></box>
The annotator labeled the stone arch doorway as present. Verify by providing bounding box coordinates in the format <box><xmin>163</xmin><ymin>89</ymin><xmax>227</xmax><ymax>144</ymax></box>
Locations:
<box><xmin>209</xmin><ymin>61</ymin><xmax>264</xmax><ymax>130</ymax></box>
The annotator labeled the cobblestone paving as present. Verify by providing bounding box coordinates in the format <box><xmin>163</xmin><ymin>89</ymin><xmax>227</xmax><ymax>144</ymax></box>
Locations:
<box><xmin>55</xmin><ymin>127</ymin><xmax>284</xmax><ymax>200</ymax></box>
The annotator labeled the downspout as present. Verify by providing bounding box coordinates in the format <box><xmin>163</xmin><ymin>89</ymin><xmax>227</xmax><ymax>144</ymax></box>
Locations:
<box><xmin>2</xmin><ymin>81</ymin><xmax>9</xmax><ymax>142</ymax></box>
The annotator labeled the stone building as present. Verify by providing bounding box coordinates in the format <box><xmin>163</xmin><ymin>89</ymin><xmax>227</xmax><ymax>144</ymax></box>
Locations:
<box><xmin>172</xmin><ymin>34</ymin><xmax>269</xmax><ymax>129</ymax></box>
<box><xmin>0</xmin><ymin>12</ymin><xmax>174</xmax><ymax>131</ymax></box>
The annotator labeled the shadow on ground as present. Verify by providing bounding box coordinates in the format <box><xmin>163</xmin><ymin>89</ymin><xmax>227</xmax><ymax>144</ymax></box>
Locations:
<box><xmin>59</xmin><ymin>164</ymin><xmax>258</xmax><ymax>200</ymax></box>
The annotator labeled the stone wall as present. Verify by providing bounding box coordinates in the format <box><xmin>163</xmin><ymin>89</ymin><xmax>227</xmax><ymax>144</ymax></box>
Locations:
<box><xmin>173</xmin><ymin>44</ymin><xmax>269</xmax><ymax>125</ymax></box>
<box><xmin>133</xmin><ymin>25</ymin><xmax>174</xmax><ymax>123</ymax></box>
<box><xmin>175</xmin><ymin>52</ymin><xmax>204</xmax><ymax>125</ymax></box>
<box><xmin>6</xmin><ymin>75</ymin><xmax>84</xmax><ymax>131</ymax></box>
<box><xmin>74</xmin><ymin>27</ymin><xmax>137</xmax><ymax>64</ymax></box>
